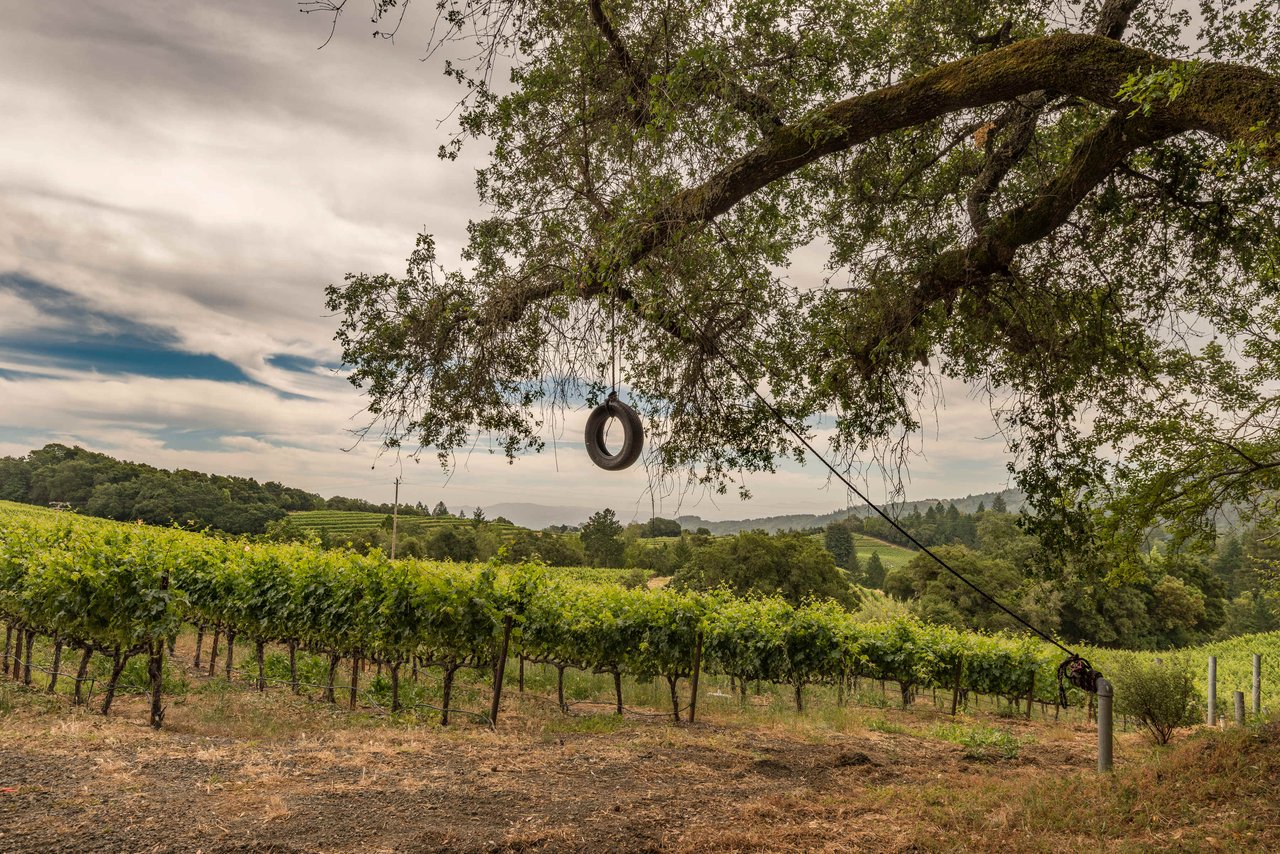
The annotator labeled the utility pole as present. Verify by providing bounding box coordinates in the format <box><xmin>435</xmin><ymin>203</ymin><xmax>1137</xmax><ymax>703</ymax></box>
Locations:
<box><xmin>391</xmin><ymin>477</ymin><xmax>401</xmax><ymax>560</ymax></box>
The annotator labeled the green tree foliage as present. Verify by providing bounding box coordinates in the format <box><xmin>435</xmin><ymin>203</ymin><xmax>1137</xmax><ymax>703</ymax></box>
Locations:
<box><xmin>1219</xmin><ymin>592</ymin><xmax>1280</xmax><ymax>637</ymax></box>
<box><xmin>1212</xmin><ymin>533</ymin><xmax>1245</xmax><ymax>592</ymax></box>
<box><xmin>499</xmin><ymin>530</ymin><xmax>586</xmax><ymax>566</ymax></box>
<box><xmin>319</xmin><ymin>0</ymin><xmax>1280</xmax><ymax>565</ymax></box>
<box><xmin>622</xmin><ymin>539</ymin><xmax>683</xmax><ymax>576</ymax></box>
<box><xmin>886</xmin><ymin>546</ymin><xmax>1028</xmax><ymax>634</ymax></box>
<box><xmin>863</xmin><ymin>552</ymin><xmax>887</xmax><ymax>589</ymax></box>
<box><xmin>1149</xmin><ymin>575</ymin><xmax>1207</xmax><ymax>634</ymax></box>
<box><xmin>673</xmin><ymin>530</ymin><xmax>859</xmax><ymax>609</ymax></box>
<box><xmin>581</xmin><ymin>509</ymin><xmax>626</xmax><ymax>567</ymax></box>
<box><xmin>823</xmin><ymin>518</ymin><xmax>859</xmax><ymax>572</ymax></box>
<box><xmin>633</xmin><ymin>517</ymin><xmax>682</xmax><ymax>538</ymax></box>
<box><xmin>424</xmin><ymin>525</ymin><xmax>479</xmax><ymax>562</ymax></box>
<box><xmin>0</xmin><ymin>459</ymin><xmax>32</xmax><ymax>503</ymax></box>
<box><xmin>1110</xmin><ymin>657</ymin><xmax>1202</xmax><ymax>745</ymax></box>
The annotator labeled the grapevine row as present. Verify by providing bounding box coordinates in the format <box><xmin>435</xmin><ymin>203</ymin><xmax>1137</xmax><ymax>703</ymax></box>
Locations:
<box><xmin>0</xmin><ymin>506</ymin><xmax>1059</xmax><ymax>726</ymax></box>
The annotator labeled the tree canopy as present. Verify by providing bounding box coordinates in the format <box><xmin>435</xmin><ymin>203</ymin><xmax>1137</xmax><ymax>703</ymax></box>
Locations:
<box><xmin>319</xmin><ymin>0</ymin><xmax>1280</xmax><ymax>559</ymax></box>
<box><xmin>673</xmin><ymin>529</ymin><xmax>860</xmax><ymax>608</ymax></box>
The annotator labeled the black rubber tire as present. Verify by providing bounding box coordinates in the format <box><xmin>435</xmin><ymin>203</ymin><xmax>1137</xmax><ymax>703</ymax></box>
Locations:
<box><xmin>584</xmin><ymin>396</ymin><xmax>644</xmax><ymax>471</ymax></box>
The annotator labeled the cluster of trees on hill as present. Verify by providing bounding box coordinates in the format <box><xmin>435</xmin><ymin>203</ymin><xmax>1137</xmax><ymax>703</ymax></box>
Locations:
<box><xmin>851</xmin><ymin>494</ymin><xmax>1008</xmax><ymax>550</ymax></box>
<box><xmin>0</xmin><ymin>445</ymin><xmax>305</xmax><ymax>534</ymax></box>
<box><xmin>848</xmin><ymin>502</ymin><xmax>1280</xmax><ymax>650</ymax></box>
<box><xmin>0</xmin><ymin>445</ymin><xmax>456</xmax><ymax>535</ymax></box>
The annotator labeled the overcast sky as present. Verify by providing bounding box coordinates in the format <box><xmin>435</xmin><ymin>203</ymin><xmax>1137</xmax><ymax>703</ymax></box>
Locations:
<box><xmin>0</xmin><ymin>1</ymin><xmax>1015</xmax><ymax>522</ymax></box>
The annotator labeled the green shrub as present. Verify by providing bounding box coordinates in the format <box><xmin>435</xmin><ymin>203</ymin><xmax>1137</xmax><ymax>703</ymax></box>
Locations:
<box><xmin>1111</xmin><ymin>656</ymin><xmax>1201</xmax><ymax>745</ymax></box>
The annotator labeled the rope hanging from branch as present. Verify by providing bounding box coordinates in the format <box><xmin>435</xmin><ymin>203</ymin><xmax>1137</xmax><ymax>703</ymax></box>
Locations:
<box><xmin>584</xmin><ymin>286</ymin><xmax>644</xmax><ymax>470</ymax></box>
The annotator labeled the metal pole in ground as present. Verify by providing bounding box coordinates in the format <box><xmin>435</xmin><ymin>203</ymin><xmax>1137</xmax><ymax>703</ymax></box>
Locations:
<box><xmin>1208</xmin><ymin>655</ymin><xmax>1217</xmax><ymax>726</ymax></box>
<box><xmin>1234</xmin><ymin>691</ymin><xmax>1245</xmax><ymax>727</ymax></box>
<box><xmin>1253</xmin><ymin>654</ymin><xmax>1261</xmax><ymax>717</ymax></box>
<box><xmin>1097</xmin><ymin>677</ymin><xmax>1113</xmax><ymax>773</ymax></box>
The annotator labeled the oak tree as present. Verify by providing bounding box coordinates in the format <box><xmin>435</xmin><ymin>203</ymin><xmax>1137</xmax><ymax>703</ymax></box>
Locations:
<box><xmin>317</xmin><ymin>0</ymin><xmax>1280</xmax><ymax>556</ymax></box>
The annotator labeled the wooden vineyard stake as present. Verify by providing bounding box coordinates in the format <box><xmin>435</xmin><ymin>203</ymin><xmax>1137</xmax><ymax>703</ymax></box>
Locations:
<box><xmin>489</xmin><ymin>616</ymin><xmax>513</xmax><ymax>726</ymax></box>
<box><xmin>950</xmin><ymin>657</ymin><xmax>963</xmax><ymax>717</ymax></box>
<box><xmin>689</xmin><ymin>632</ymin><xmax>703</xmax><ymax>725</ymax></box>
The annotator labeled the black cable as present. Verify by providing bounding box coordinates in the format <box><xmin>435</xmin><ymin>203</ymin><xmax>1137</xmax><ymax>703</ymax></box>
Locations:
<box><xmin>662</xmin><ymin>289</ymin><xmax>1076</xmax><ymax>657</ymax></box>
<box><xmin>609</xmin><ymin>283</ymin><xmax>619</xmax><ymax>396</ymax></box>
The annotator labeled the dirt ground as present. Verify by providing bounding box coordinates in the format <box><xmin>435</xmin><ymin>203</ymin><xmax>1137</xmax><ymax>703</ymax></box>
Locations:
<box><xmin>0</xmin><ymin>679</ymin><xmax>1116</xmax><ymax>854</ymax></box>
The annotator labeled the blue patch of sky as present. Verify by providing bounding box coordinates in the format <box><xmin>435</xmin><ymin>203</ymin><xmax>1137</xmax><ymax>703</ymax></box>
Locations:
<box><xmin>0</xmin><ymin>272</ymin><xmax>251</xmax><ymax>383</ymax></box>
<box><xmin>0</xmin><ymin>339</ymin><xmax>253</xmax><ymax>382</ymax></box>
<box><xmin>153</xmin><ymin>428</ymin><xmax>258</xmax><ymax>453</ymax></box>
<box><xmin>0</xmin><ymin>426</ymin><xmax>42</xmax><ymax>451</ymax></box>
<box><xmin>267</xmin><ymin>353</ymin><xmax>341</xmax><ymax>374</ymax></box>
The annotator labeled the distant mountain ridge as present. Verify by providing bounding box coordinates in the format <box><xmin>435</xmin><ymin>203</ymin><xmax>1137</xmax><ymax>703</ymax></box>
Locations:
<box><xmin>456</xmin><ymin>503</ymin><xmax>597</xmax><ymax>530</ymax></box>
<box><xmin>676</xmin><ymin>489</ymin><xmax>1025</xmax><ymax>535</ymax></box>
<box><xmin>451</xmin><ymin>490</ymin><xmax>1024</xmax><ymax>532</ymax></box>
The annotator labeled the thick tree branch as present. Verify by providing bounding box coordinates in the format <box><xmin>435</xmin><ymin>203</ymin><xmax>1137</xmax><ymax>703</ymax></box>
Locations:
<box><xmin>484</xmin><ymin>32</ymin><xmax>1280</xmax><ymax>324</ymax></box>
<box><xmin>850</xmin><ymin>112</ymin><xmax>1175</xmax><ymax>368</ymax></box>
<box><xmin>587</xmin><ymin>0</ymin><xmax>648</xmax><ymax>104</ymax></box>
<box><xmin>1094</xmin><ymin>0</ymin><xmax>1146</xmax><ymax>40</ymax></box>
<box><xmin>967</xmin><ymin>93</ymin><xmax>1049</xmax><ymax>231</ymax></box>
<box><xmin>964</xmin><ymin>0</ymin><xmax>1142</xmax><ymax>232</ymax></box>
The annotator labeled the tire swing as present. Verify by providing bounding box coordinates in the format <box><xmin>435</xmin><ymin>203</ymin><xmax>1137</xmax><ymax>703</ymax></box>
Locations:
<box><xmin>584</xmin><ymin>391</ymin><xmax>644</xmax><ymax>471</ymax></box>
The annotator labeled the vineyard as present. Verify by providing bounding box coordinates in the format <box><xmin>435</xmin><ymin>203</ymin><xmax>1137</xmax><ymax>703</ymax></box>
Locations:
<box><xmin>1</xmin><ymin>500</ymin><xmax>1275</xmax><ymax>732</ymax></box>
<box><xmin>288</xmin><ymin>509</ymin><xmax>521</xmax><ymax>540</ymax></box>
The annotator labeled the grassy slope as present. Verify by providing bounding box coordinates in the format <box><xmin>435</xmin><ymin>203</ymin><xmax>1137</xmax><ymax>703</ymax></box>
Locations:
<box><xmin>852</xmin><ymin>533</ymin><xmax>915</xmax><ymax>572</ymax></box>
<box><xmin>899</xmin><ymin>723</ymin><xmax>1280</xmax><ymax>852</ymax></box>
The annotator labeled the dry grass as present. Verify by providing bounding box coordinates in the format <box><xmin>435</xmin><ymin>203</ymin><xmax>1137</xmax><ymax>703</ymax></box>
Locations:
<box><xmin>1</xmin><ymin>636</ymin><xmax>1277</xmax><ymax>852</ymax></box>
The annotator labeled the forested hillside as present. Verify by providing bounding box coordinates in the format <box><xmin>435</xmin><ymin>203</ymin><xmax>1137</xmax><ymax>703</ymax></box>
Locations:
<box><xmin>0</xmin><ymin>444</ymin><xmax>440</xmax><ymax>534</ymax></box>
<box><xmin>677</xmin><ymin>490</ymin><xmax>1024</xmax><ymax>535</ymax></box>
<box><xmin>842</xmin><ymin>502</ymin><xmax>1280</xmax><ymax>650</ymax></box>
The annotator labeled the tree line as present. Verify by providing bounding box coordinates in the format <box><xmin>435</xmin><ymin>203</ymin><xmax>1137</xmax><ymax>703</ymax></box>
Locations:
<box><xmin>0</xmin><ymin>444</ymin><xmax>459</xmax><ymax>535</ymax></box>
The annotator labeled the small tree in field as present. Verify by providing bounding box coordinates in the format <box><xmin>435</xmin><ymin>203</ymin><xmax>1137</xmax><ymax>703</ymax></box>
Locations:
<box><xmin>581</xmin><ymin>508</ymin><xmax>626</xmax><ymax>567</ymax></box>
<box><xmin>1111</xmin><ymin>657</ymin><xmax>1201</xmax><ymax>745</ymax></box>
